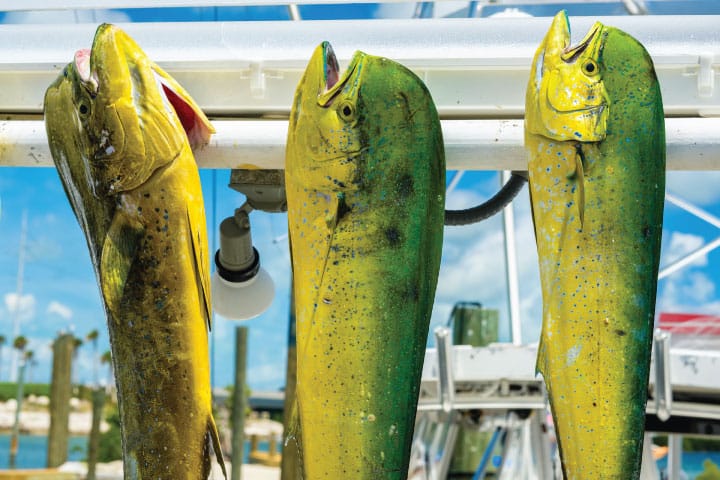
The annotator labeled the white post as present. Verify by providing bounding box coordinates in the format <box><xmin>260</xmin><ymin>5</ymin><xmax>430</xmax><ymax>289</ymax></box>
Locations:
<box><xmin>501</xmin><ymin>171</ymin><xmax>522</xmax><ymax>345</ymax></box>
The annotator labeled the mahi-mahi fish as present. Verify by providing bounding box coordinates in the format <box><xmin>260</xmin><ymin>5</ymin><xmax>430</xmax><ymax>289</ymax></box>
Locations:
<box><xmin>526</xmin><ymin>11</ymin><xmax>665</xmax><ymax>479</ymax></box>
<box><xmin>285</xmin><ymin>42</ymin><xmax>445</xmax><ymax>479</ymax></box>
<box><xmin>44</xmin><ymin>24</ymin><xmax>225</xmax><ymax>479</ymax></box>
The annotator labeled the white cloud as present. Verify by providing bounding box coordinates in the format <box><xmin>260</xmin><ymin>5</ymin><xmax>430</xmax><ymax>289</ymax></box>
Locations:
<box><xmin>666</xmin><ymin>172</ymin><xmax>720</xmax><ymax>206</ymax></box>
<box><xmin>248</xmin><ymin>363</ymin><xmax>287</xmax><ymax>391</ymax></box>
<box><xmin>4</xmin><ymin>293</ymin><xmax>36</xmax><ymax>323</ymax></box>
<box><xmin>47</xmin><ymin>301</ymin><xmax>73</xmax><ymax>320</ymax></box>
<box><xmin>430</xmin><ymin>187</ymin><xmax>542</xmax><ymax>345</ymax></box>
<box><xmin>657</xmin><ymin>271</ymin><xmax>720</xmax><ymax>314</ymax></box>
<box><xmin>661</xmin><ymin>231</ymin><xmax>708</xmax><ymax>270</ymax></box>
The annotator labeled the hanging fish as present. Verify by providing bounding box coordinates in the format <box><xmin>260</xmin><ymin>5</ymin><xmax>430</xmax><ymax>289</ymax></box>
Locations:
<box><xmin>285</xmin><ymin>42</ymin><xmax>445</xmax><ymax>479</ymax></box>
<box><xmin>525</xmin><ymin>11</ymin><xmax>665</xmax><ymax>479</ymax></box>
<box><xmin>44</xmin><ymin>24</ymin><xmax>225</xmax><ymax>479</ymax></box>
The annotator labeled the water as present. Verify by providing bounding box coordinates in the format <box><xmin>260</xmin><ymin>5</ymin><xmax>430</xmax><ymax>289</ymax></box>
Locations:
<box><xmin>0</xmin><ymin>434</ymin><xmax>270</xmax><ymax>470</ymax></box>
<box><xmin>0</xmin><ymin>434</ymin><xmax>87</xmax><ymax>469</ymax></box>
<box><xmin>656</xmin><ymin>451</ymin><xmax>720</xmax><ymax>480</ymax></box>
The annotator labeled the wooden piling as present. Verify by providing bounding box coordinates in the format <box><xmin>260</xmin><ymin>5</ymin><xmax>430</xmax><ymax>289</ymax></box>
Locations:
<box><xmin>281</xmin><ymin>286</ymin><xmax>300</xmax><ymax>480</ymax></box>
<box><xmin>231</xmin><ymin>326</ymin><xmax>248</xmax><ymax>480</ymax></box>
<box><xmin>86</xmin><ymin>388</ymin><xmax>105</xmax><ymax>480</ymax></box>
<box><xmin>46</xmin><ymin>333</ymin><xmax>75</xmax><ymax>468</ymax></box>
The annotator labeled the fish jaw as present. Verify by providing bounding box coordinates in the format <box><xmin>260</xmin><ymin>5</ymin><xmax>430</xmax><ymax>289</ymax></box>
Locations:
<box><xmin>526</xmin><ymin>11</ymin><xmax>608</xmax><ymax>143</ymax></box>
<box><xmin>85</xmin><ymin>23</ymin><xmax>213</xmax><ymax>196</ymax></box>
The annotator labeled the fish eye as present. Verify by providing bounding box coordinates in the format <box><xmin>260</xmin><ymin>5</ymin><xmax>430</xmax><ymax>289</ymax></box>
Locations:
<box><xmin>338</xmin><ymin>101</ymin><xmax>356</xmax><ymax>122</ymax></box>
<box><xmin>582</xmin><ymin>60</ymin><xmax>599</xmax><ymax>76</ymax></box>
<box><xmin>79</xmin><ymin>103</ymin><xmax>89</xmax><ymax>115</ymax></box>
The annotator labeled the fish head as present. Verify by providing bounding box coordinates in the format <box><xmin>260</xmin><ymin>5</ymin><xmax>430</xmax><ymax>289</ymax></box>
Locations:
<box><xmin>288</xmin><ymin>41</ymin><xmax>441</xmax><ymax>195</ymax></box>
<box><xmin>287</xmin><ymin>41</ymin><xmax>365</xmax><ymax>192</ymax></box>
<box><xmin>526</xmin><ymin>11</ymin><xmax>608</xmax><ymax>142</ymax></box>
<box><xmin>46</xmin><ymin>23</ymin><xmax>213</xmax><ymax>198</ymax></box>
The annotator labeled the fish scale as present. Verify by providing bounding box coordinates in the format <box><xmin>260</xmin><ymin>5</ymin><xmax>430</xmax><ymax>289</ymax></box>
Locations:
<box><xmin>286</xmin><ymin>42</ymin><xmax>444</xmax><ymax>479</ymax></box>
<box><xmin>526</xmin><ymin>11</ymin><xmax>664</xmax><ymax>479</ymax></box>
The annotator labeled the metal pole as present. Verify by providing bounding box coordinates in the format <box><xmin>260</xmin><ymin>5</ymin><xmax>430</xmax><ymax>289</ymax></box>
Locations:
<box><xmin>9</xmin><ymin>211</ymin><xmax>27</xmax><ymax>382</ymax></box>
<box><xmin>668</xmin><ymin>434</ymin><xmax>683</xmax><ymax>480</ymax></box>
<box><xmin>8</xmin><ymin>359</ymin><xmax>26</xmax><ymax>469</ymax></box>
<box><xmin>231</xmin><ymin>326</ymin><xmax>248</xmax><ymax>480</ymax></box>
<box><xmin>501</xmin><ymin>171</ymin><xmax>522</xmax><ymax>345</ymax></box>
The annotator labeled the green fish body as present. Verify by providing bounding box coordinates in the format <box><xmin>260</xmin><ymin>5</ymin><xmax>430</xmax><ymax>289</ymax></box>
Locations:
<box><xmin>44</xmin><ymin>24</ymin><xmax>224</xmax><ymax>479</ymax></box>
<box><xmin>526</xmin><ymin>12</ymin><xmax>665</xmax><ymax>479</ymax></box>
<box><xmin>285</xmin><ymin>42</ymin><xmax>445</xmax><ymax>479</ymax></box>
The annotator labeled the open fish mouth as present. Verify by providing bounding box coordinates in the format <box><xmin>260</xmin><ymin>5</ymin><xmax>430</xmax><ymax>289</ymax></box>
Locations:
<box><xmin>74</xmin><ymin>48</ymin><xmax>99</xmax><ymax>95</ymax></box>
<box><xmin>317</xmin><ymin>41</ymin><xmax>361</xmax><ymax>106</ymax></box>
<box><xmin>562</xmin><ymin>23</ymin><xmax>601</xmax><ymax>63</ymax></box>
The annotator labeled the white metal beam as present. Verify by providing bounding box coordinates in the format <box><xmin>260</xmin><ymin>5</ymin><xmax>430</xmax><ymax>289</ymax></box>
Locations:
<box><xmin>0</xmin><ymin>16</ymin><xmax>717</xmax><ymax>117</ymax></box>
<box><xmin>3</xmin><ymin>118</ymin><xmax>717</xmax><ymax>170</ymax></box>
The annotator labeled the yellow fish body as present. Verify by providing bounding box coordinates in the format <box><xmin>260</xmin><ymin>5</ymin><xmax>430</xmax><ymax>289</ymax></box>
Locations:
<box><xmin>44</xmin><ymin>24</ymin><xmax>224</xmax><ymax>479</ymax></box>
<box><xmin>286</xmin><ymin>42</ymin><xmax>445</xmax><ymax>478</ymax></box>
<box><xmin>526</xmin><ymin>12</ymin><xmax>665</xmax><ymax>479</ymax></box>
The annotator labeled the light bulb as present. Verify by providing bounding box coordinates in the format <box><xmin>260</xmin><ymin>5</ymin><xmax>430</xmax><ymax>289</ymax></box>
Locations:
<box><xmin>211</xmin><ymin>267</ymin><xmax>275</xmax><ymax>320</ymax></box>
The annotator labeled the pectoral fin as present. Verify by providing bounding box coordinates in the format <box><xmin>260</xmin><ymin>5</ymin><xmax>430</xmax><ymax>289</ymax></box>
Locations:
<box><xmin>187</xmin><ymin>206</ymin><xmax>212</xmax><ymax>331</ymax></box>
<box><xmin>100</xmin><ymin>215</ymin><xmax>143</xmax><ymax>318</ymax></box>
<box><xmin>573</xmin><ymin>146</ymin><xmax>586</xmax><ymax>228</ymax></box>
<box><xmin>205</xmin><ymin>416</ymin><xmax>227</xmax><ymax>479</ymax></box>
<box><xmin>284</xmin><ymin>397</ymin><xmax>304</xmax><ymax>478</ymax></box>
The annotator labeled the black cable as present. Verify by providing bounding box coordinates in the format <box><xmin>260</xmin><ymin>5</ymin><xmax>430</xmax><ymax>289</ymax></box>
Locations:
<box><xmin>444</xmin><ymin>172</ymin><xmax>528</xmax><ymax>226</ymax></box>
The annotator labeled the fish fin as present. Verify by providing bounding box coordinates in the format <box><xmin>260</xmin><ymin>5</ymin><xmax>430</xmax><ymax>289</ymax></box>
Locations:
<box><xmin>100</xmin><ymin>215</ymin><xmax>143</xmax><ymax>318</ymax></box>
<box><xmin>324</xmin><ymin>192</ymin><xmax>349</xmax><ymax>230</ymax></box>
<box><xmin>283</xmin><ymin>396</ymin><xmax>304</xmax><ymax>479</ymax></box>
<box><xmin>206</xmin><ymin>415</ymin><xmax>227</xmax><ymax>479</ymax></box>
<box><xmin>574</xmin><ymin>145</ymin><xmax>586</xmax><ymax>229</ymax></box>
<box><xmin>535</xmin><ymin>334</ymin><xmax>548</xmax><ymax>378</ymax></box>
<box><xmin>187</xmin><ymin>206</ymin><xmax>213</xmax><ymax>331</ymax></box>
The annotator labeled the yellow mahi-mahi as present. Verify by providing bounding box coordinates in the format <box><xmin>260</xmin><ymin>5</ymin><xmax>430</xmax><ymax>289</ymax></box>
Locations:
<box><xmin>285</xmin><ymin>42</ymin><xmax>445</xmax><ymax>479</ymax></box>
<box><xmin>44</xmin><ymin>24</ymin><xmax>224</xmax><ymax>479</ymax></box>
<box><xmin>526</xmin><ymin>11</ymin><xmax>665</xmax><ymax>479</ymax></box>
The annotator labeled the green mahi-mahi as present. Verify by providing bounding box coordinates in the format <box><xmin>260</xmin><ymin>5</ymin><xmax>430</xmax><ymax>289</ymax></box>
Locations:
<box><xmin>44</xmin><ymin>24</ymin><xmax>224</xmax><ymax>479</ymax></box>
<box><xmin>526</xmin><ymin>11</ymin><xmax>665</xmax><ymax>479</ymax></box>
<box><xmin>285</xmin><ymin>42</ymin><xmax>445</xmax><ymax>479</ymax></box>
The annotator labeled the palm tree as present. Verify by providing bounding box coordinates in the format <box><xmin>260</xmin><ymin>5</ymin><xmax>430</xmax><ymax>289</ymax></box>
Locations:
<box><xmin>86</xmin><ymin>329</ymin><xmax>99</xmax><ymax>386</ymax></box>
<box><xmin>13</xmin><ymin>335</ymin><xmax>28</xmax><ymax>355</ymax></box>
<box><xmin>9</xmin><ymin>336</ymin><xmax>28</xmax><ymax>469</ymax></box>
<box><xmin>0</xmin><ymin>334</ymin><xmax>6</xmax><ymax>381</ymax></box>
<box><xmin>13</xmin><ymin>336</ymin><xmax>28</xmax><ymax>381</ymax></box>
<box><xmin>71</xmin><ymin>336</ymin><xmax>83</xmax><ymax>389</ymax></box>
<box><xmin>100</xmin><ymin>350</ymin><xmax>113</xmax><ymax>387</ymax></box>
<box><xmin>24</xmin><ymin>350</ymin><xmax>35</xmax><ymax>383</ymax></box>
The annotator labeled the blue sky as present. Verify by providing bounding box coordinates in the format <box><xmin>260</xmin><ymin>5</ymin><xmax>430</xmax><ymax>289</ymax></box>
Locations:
<box><xmin>1</xmin><ymin>3</ymin><xmax>719</xmax><ymax>392</ymax></box>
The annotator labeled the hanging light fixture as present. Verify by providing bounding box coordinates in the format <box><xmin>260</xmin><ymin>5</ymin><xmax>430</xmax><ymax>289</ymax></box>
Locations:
<box><xmin>211</xmin><ymin>169</ymin><xmax>286</xmax><ymax>320</ymax></box>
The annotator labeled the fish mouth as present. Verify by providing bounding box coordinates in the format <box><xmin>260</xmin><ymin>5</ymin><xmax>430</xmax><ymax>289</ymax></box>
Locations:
<box><xmin>561</xmin><ymin>23</ymin><xmax>601</xmax><ymax>64</ymax></box>
<box><xmin>538</xmin><ymin>11</ymin><xmax>602</xmax><ymax>72</ymax></box>
<box><xmin>316</xmin><ymin>41</ymin><xmax>361</xmax><ymax>107</ymax></box>
<box><xmin>74</xmin><ymin>48</ymin><xmax>99</xmax><ymax>95</ymax></box>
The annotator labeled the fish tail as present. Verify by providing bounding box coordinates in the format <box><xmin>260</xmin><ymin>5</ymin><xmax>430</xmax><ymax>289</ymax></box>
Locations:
<box><xmin>206</xmin><ymin>416</ymin><xmax>227</xmax><ymax>479</ymax></box>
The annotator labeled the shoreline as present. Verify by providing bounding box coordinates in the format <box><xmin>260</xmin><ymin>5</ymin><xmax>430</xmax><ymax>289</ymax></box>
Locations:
<box><xmin>0</xmin><ymin>398</ymin><xmax>108</xmax><ymax>436</ymax></box>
